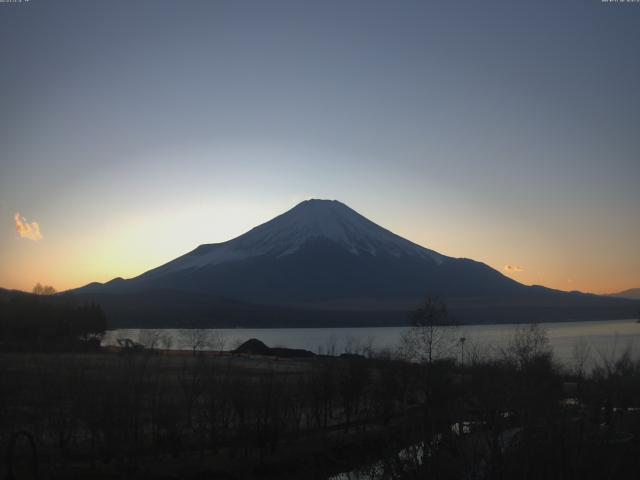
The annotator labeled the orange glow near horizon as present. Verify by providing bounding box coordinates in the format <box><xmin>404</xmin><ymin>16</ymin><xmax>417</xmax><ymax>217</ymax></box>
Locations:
<box><xmin>1</xmin><ymin>201</ymin><xmax>637</xmax><ymax>296</ymax></box>
<box><xmin>2</xmin><ymin>1</ymin><xmax>639</xmax><ymax>301</ymax></box>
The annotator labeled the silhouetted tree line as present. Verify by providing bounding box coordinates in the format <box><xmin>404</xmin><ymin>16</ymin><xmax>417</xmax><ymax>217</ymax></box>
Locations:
<box><xmin>0</xmin><ymin>298</ymin><xmax>639</xmax><ymax>479</ymax></box>
<box><xmin>1</xmin><ymin>340</ymin><xmax>639</xmax><ymax>479</ymax></box>
<box><xmin>0</xmin><ymin>291</ymin><xmax>107</xmax><ymax>351</ymax></box>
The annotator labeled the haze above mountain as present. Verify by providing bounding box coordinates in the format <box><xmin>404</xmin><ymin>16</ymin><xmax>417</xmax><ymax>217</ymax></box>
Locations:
<box><xmin>73</xmin><ymin>199</ymin><xmax>639</xmax><ymax>327</ymax></box>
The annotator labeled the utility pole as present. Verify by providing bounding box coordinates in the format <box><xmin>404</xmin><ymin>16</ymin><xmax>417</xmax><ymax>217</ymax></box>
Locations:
<box><xmin>459</xmin><ymin>336</ymin><xmax>466</xmax><ymax>368</ymax></box>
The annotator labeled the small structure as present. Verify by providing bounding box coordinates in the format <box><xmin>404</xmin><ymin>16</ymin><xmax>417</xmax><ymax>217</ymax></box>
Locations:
<box><xmin>233</xmin><ymin>338</ymin><xmax>315</xmax><ymax>358</ymax></box>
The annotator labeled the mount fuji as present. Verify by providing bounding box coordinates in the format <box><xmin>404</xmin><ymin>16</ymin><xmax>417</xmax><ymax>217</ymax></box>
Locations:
<box><xmin>71</xmin><ymin>199</ymin><xmax>639</xmax><ymax>327</ymax></box>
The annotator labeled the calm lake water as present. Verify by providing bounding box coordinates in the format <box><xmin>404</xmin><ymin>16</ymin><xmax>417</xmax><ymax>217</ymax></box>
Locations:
<box><xmin>104</xmin><ymin>319</ymin><xmax>640</xmax><ymax>369</ymax></box>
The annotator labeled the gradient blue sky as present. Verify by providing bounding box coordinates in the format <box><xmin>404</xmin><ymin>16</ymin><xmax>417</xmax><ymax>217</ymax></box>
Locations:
<box><xmin>1</xmin><ymin>0</ymin><xmax>639</xmax><ymax>293</ymax></box>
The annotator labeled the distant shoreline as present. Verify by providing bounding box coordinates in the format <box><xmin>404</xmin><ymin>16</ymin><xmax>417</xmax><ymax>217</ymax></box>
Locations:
<box><xmin>104</xmin><ymin>316</ymin><xmax>639</xmax><ymax>331</ymax></box>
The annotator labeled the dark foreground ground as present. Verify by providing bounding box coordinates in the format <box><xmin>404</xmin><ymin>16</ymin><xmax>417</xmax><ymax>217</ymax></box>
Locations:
<box><xmin>1</xmin><ymin>338</ymin><xmax>640</xmax><ymax>479</ymax></box>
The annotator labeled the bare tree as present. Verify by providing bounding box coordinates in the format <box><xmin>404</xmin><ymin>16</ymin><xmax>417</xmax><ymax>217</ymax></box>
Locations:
<box><xmin>504</xmin><ymin>323</ymin><xmax>552</xmax><ymax>368</ymax></box>
<box><xmin>400</xmin><ymin>297</ymin><xmax>456</xmax><ymax>365</ymax></box>
<box><xmin>338</xmin><ymin>357</ymin><xmax>369</xmax><ymax>432</ymax></box>
<box><xmin>183</xmin><ymin>328</ymin><xmax>211</xmax><ymax>356</ymax></box>
<box><xmin>139</xmin><ymin>329</ymin><xmax>162</xmax><ymax>351</ymax></box>
<box><xmin>571</xmin><ymin>338</ymin><xmax>592</xmax><ymax>378</ymax></box>
<box><xmin>463</xmin><ymin>337</ymin><xmax>490</xmax><ymax>366</ymax></box>
<box><xmin>33</xmin><ymin>283</ymin><xmax>56</xmax><ymax>295</ymax></box>
<box><xmin>160</xmin><ymin>332</ymin><xmax>174</xmax><ymax>351</ymax></box>
<box><xmin>209</xmin><ymin>330</ymin><xmax>226</xmax><ymax>352</ymax></box>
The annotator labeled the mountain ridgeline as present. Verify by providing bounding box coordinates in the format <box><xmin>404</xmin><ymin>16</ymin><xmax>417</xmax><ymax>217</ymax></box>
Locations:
<box><xmin>608</xmin><ymin>288</ymin><xmax>640</xmax><ymax>300</ymax></box>
<box><xmin>70</xmin><ymin>200</ymin><xmax>639</xmax><ymax>327</ymax></box>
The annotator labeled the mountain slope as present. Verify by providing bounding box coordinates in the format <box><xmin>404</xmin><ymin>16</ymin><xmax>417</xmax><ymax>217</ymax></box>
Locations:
<box><xmin>71</xmin><ymin>199</ymin><xmax>639</xmax><ymax>327</ymax></box>
<box><xmin>135</xmin><ymin>199</ymin><xmax>445</xmax><ymax>281</ymax></box>
<box><xmin>608</xmin><ymin>288</ymin><xmax>640</xmax><ymax>300</ymax></box>
<box><xmin>78</xmin><ymin>200</ymin><xmax>524</xmax><ymax>303</ymax></box>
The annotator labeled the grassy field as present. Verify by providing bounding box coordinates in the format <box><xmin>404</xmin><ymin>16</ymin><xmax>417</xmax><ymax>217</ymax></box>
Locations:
<box><xmin>2</xmin><ymin>336</ymin><xmax>640</xmax><ymax>479</ymax></box>
<box><xmin>0</xmin><ymin>349</ymin><xmax>426</xmax><ymax>479</ymax></box>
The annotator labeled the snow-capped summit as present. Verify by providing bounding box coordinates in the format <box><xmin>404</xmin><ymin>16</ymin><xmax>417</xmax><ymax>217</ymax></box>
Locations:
<box><xmin>145</xmin><ymin>199</ymin><xmax>444</xmax><ymax>278</ymax></box>
<box><xmin>72</xmin><ymin>199</ymin><xmax>638</xmax><ymax>327</ymax></box>
<box><xmin>237</xmin><ymin>199</ymin><xmax>443</xmax><ymax>260</ymax></box>
<box><xmin>77</xmin><ymin>198</ymin><xmax>528</xmax><ymax>310</ymax></box>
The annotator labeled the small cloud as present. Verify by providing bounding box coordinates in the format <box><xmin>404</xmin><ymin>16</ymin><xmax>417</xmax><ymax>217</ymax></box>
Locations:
<box><xmin>14</xmin><ymin>212</ymin><xmax>43</xmax><ymax>241</ymax></box>
<box><xmin>504</xmin><ymin>264</ymin><xmax>524</xmax><ymax>273</ymax></box>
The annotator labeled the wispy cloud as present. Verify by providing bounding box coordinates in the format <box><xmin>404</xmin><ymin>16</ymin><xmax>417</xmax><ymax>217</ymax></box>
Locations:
<box><xmin>14</xmin><ymin>213</ymin><xmax>43</xmax><ymax>241</ymax></box>
<box><xmin>504</xmin><ymin>264</ymin><xmax>524</xmax><ymax>273</ymax></box>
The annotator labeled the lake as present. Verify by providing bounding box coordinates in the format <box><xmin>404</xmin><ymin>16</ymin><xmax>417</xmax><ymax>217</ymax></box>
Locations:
<box><xmin>103</xmin><ymin>319</ymin><xmax>640</xmax><ymax>369</ymax></box>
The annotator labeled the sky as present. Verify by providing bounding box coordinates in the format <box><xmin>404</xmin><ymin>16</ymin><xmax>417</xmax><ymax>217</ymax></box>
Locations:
<box><xmin>1</xmin><ymin>0</ymin><xmax>639</xmax><ymax>295</ymax></box>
